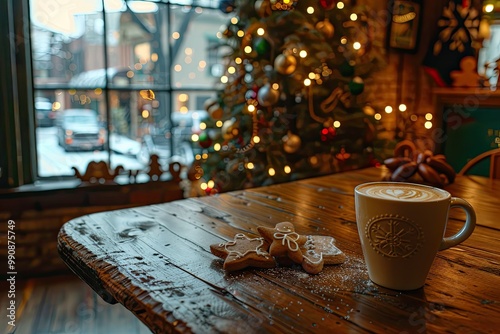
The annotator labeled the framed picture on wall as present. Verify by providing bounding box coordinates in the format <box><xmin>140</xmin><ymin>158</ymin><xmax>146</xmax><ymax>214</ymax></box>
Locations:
<box><xmin>388</xmin><ymin>0</ymin><xmax>422</xmax><ymax>52</ymax></box>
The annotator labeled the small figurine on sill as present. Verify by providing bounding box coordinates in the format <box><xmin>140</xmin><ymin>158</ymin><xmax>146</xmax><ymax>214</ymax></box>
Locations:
<box><xmin>383</xmin><ymin>140</ymin><xmax>456</xmax><ymax>188</ymax></box>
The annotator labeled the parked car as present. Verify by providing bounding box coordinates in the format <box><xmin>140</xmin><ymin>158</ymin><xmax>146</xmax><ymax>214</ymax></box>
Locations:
<box><xmin>35</xmin><ymin>100</ymin><xmax>56</xmax><ymax>127</ymax></box>
<box><xmin>56</xmin><ymin>109</ymin><xmax>106</xmax><ymax>151</ymax></box>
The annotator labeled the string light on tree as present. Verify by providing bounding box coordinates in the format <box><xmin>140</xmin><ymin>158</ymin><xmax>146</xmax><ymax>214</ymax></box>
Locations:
<box><xmin>195</xmin><ymin>0</ymin><xmax>386</xmax><ymax>194</ymax></box>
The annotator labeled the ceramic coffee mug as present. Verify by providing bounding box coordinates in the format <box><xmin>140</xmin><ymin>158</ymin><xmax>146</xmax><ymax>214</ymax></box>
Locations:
<box><xmin>354</xmin><ymin>181</ymin><xmax>476</xmax><ymax>290</ymax></box>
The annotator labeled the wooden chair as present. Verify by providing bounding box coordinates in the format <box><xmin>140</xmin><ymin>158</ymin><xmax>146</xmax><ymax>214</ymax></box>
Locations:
<box><xmin>458</xmin><ymin>148</ymin><xmax>500</xmax><ymax>179</ymax></box>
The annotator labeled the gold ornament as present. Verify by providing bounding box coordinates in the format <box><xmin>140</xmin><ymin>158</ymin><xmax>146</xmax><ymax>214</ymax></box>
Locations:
<box><xmin>282</xmin><ymin>132</ymin><xmax>301</xmax><ymax>154</ymax></box>
<box><xmin>221</xmin><ymin>118</ymin><xmax>239</xmax><ymax>140</ymax></box>
<box><xmin>316</xmin><ymin>19</ymin><xmax>335</xmax><ymax>39</ymax></box>
<box><xmin>257</xmin><ymin>83</ymin><xmax>280</xmax><ymax>107</ymax></box>
<box><xmin>274</xmin><ymin>54</ymin><xmax>297</xmax><ymax>75</ymax></box>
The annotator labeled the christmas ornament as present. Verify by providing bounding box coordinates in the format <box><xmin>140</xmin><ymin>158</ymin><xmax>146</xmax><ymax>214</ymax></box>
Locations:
<box><xmin>198</xmin><ymin>132</ymin><xmax>213</xmax><ymax>149</ymax></box>
<box><xmin>282</xmin><ymin>132</ymin><xmax>301</xmax><ymax>154</ymax></box>
<box><xmin>321</xmin><ymin>126</ymin><xmax>336</xmax><ymax>141</ymax></box>
<box><xmin>339</xmin><ymin>60</ymin><xmax>355</xmax><ymax>77</ymax></box>
<box><xmin>221</xmin><ymin>118</ymin><xmax>239</xmax><ymax>140</ymax></box>
<box><xmin>257</xmin><ymin>84</ymin><xmax>280</xmax><ymax>107</ymax></box>
<box><xmin>348</xmin><ymin>76</ymin><xmax>365</xmax><ymax>95</ymax></box>
<box><xmin>254</xmin><ymin>0</ymin><xmax>272</xmax><ymax>18</ymax></box>
<box><xmin>319</xmin><ymin>0</ymin><xmax>337</xmax><ymax>10</ymax></box>
<box><xmin>316</xmin><ymin>19</ymin><xmax>335</xmax><ymax>39</ymax></box>
<box><xmin>384</xmin><ymin>140</ymin><xmax>456</xmax><ymax>188</ymax></box>
<box><xmin>253</xmin><ymin>37</ymin><xmax>271</xmax><ymax>57</ymax></box>
<box><xmin>274</xmin><ymin>54</ymin><xmax>297</xmax><ymax>75</ymax></box>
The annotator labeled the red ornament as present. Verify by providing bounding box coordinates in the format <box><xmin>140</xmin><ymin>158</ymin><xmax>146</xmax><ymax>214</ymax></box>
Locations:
<box><xmin>198</xmin><ymin>132</ymin><xmax>213</xmax><ymax>149</ymax></box>
<box><xmin>321</xmin><ymin>126</ymin><xmax>336</xmax><ymax>141</ymax></box>
<box><xmin>319</xmin><ymin>0</ymin><xmax>337</xmax><ymax>10</ymax></box>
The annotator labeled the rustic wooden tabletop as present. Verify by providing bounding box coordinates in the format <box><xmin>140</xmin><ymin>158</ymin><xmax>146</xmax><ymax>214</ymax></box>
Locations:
<box><xmin>58</xmin><ymin>167</ymin><xmax>500</xmax><ymax>333</ymax></box>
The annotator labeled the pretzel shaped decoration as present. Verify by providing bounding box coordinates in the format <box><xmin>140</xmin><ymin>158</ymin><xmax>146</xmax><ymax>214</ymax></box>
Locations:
<box><xmin>384</xmin><ymin>140</ymin><xmax>456</xmax><ymax>188</ymax></box>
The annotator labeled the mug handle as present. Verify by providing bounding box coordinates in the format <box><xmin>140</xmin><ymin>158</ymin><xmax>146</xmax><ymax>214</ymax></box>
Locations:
<box><xmin>439</xmin><ymin>197</ymin><xmax>477</xmax><ymax>250</ymax></box>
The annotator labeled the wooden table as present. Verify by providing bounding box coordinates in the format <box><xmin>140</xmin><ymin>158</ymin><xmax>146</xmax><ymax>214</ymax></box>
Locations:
<box><xmin>58</xmin><ymin>167</ymin><xmax>500</xmax><ymax>333</ymax></box>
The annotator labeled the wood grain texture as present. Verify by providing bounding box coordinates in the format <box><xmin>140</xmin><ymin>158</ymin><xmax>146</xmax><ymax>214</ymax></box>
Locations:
<box><xmin>58</xmin><ymin>167</ymin><xmax>500</xmax><ymax>333</ymax></box>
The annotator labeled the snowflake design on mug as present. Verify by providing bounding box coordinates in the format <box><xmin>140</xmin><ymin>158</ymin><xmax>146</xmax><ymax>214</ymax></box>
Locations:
<box><xmin>365</xmin><ymin>214</ymin><xmax>424</xmax><ymax>258</ymax></box>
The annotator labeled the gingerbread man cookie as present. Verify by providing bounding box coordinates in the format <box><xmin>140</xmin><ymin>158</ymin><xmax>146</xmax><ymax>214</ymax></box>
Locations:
<box><xmin>301</xmin><ymin>235</ymin><xmax>346</xmax><ymax>265</ymax></box>
<box><xmin>257</xmin><ymin>222</ymin><xmax>307</xmax><ymax>264</ymax></box>
<box><xmin>210</xmin><ymin>234</ymin><xmax>276</xmax><ymax>272</ymax></box>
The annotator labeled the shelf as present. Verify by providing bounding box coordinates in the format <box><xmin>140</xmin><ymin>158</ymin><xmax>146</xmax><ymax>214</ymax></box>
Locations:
<box><xmin>433</xmin><ymin>87</ymin><xmax>500</xmax><ymax>107</ymax></box>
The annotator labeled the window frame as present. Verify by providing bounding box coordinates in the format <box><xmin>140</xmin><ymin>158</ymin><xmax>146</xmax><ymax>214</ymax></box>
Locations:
<box><xmin>1</xmin><ymin>0</ymin><xmax>225</xmax><ymax>189</ymax></box>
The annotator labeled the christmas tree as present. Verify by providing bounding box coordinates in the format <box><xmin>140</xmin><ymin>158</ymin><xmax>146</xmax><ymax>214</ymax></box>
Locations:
<box><xmin>191</xmin><ymin>0</ymin><xmax>386</xmax><ymax>195</ymax></box>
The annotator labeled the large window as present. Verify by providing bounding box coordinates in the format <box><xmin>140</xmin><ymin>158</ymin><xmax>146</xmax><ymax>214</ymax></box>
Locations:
<box><xmin>3</xmin><ymin>0</ymin><xmax>230</xmax><ymax>186</ymax></box>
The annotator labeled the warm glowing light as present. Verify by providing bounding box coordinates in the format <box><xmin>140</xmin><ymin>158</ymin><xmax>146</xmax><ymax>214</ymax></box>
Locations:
<box><xmin>200</xmin><ymin>122</ymin><xmax>207</xmax><ymax>130</ymax></box>
<box><xmin>307</xmin><ymin>6</ymin><xmax>314</xmax><ymax>14</ymax></box>
<box><xmin>425</xmin><ymin>121</ymin><xmax>433</xmax><ymax>129</ymax></box>
<box><xmin>214</xmin><ymin>143</ymin><xmax>221</xmax><ymax>151</ymax></box>
<box><xmin>385</xmin><ymin>106</ymin><xmax>393</xmax><ymax>114</ymax></box>
<box><xmin>180</xmin><ymin>106</ymin><xmax>188</xmax><ymax>112</ymax></box>
<box><xmin>142</xmin><ymin>110</ymin><xmax>150</xmax><ymax>118</ymax></box>
<box><xmin>191</xmin><ymin>134</ymin><xmax>199</xmax><ymax>142</ymax></box>
<box><xmin>268</xmin><ymin>168</ymin><xmax>276</xmax><ymax>176</ymax></box>
<box><xmin>53</xmin><ymin>102</ymin><xmax>61</xmax><ymax>110</ymax></box>
<box><xmin>304</xmin><ymin>78</ymin><xmax>312</xmax><ymax>86</ymax></box>
<box><xmin>174</xmin><ymin>64</ymin><xmax>182</xmax><ymax>72</ymax></box>
<box><xmin>237</xmin><ymin>30</ymin><xmax>245</xmax><ymax>37</ymax></box>
<box><xmin>272</xmin><ymin>83</ymin><xmax>279</xmax><ymax>90</ymax></box>
<box><xmin>247</xmin><ymin>105</ymin><xmax>256</xmax><ymax>112</ymax></box>
<box><xmin>340</xmin><ymin>37</ymin><xmax>348</xmax><ymax>44</ymax></box>
<box><xmin>284</xmin><ymin>166</ymin><xmax>291</xmax><ymax>174</ymax></box>
<box><xmin>337</xmin><ymin>2</ymin><xmax>345</xmax><ymax>9</ymax></box>
<box><xmin>228</xmin><ymin>66</ymin><xmax>236</xmax><ymax>74</ymax></box>
<box><xmin>172</xmin><ymin>32</ymin><xmax>180</xmax><ymax>39</ymax></box>
<box><xmin>253</xmin><ymin>136</ymin><xmax>260</xmax><ymax>143</ymax></box>
<box><xmin>216</xmin><ymin>120</ymin><xmax>223</xmax><ymax>127</ymax></box>
<box><xmin>134</xmin><ymin>63</ymin><xmax>142</xmax><ymax>70</ymax></box>
<box><xmin>235</xmin><ymin>57</ymin><xmax>242</xmax><ymax>64</ymax></box>
<box><xmin>199</xmin><ymin>60</ymin><xmax>206</xmax><ymax>69</ymax></box>
<box><xmin>126</xmin><ymin>71</ymin><xmax>134</xmax><ymax>78</ymax></box>
<box><xmin>151</xmin><ymin>53</ymin><xmax>158</xmax><ymax>62</ymax></box>
<box><xmin>257</xmin><ymin>28</ymin><xmax>265</xmax><ymax>36</ymax></box>
<box><xmin>353</xmin><ymin>42</ymin><xmax>361</xmax><ymax>50</ymax></box>
<box><xmin>308</xmin><ymin>72</ymin><xmax>316</xmax><ymax>80</ymax></box>
<box><xmin>485</xmin><ymin>4</ymin><xmax>495</xmax><ymax>12</ymax></box>
<box><xmin>231</xmin><ymin>17</ymin><xmax>238</xmax><ymax>24</ymax></box>
<box><xmin>425</xmin><ymin>113</ymin><xmax>433</xmax><ymax>120</ymax></box>
<box><xmin>207</xmin><ymin>180</ymin><xmax>215</xmax><ymax>188</ymax></box>
<box><xmin>399</xmin><ymin>104</ymin><xmax>407</xmax><ymax>112</ymax></box>
<box><xmin>185</xmin><ymin>48</ymin><xmax>193</xmax><ymax>55</ymax></box>
<box><xmin>374</xmin><ymin>113</ymin><xmax>382</xmax><ymax>120</ymax></box>
<box><xmin>244</xmin><ymin>46</ymin><xmax>253</xmax><ymax>54</ymax></box>
<box><xmin>195</xmin><ymin>154</ymin><xmax>202</xmax><ymax>160</ymax></box>
<box><xmin>310</xmin><ymin>156</ymin><xmax>318</xmax><ymax>165</ymax></box>
<box><xmin>178</xmin><ymin>93</ymin><xmax>188</xmax><ymax>102</ymax></box>
<box><xmin>220</xmin><ymin>75</ymin><xmax>229</xmax><ymax>83</ymax></box>
<box><xmin>299</xmin><ymin>50</ymin><xmax>308</xmax><ymax>58</ymax></box>
<box><xmin>350</xmin><ymin>13</ymin><xmax>358</xmax><ymax>21</ymax></box>
<box><xmin>202</xmin><ymin>153</ymin><xmax>208</xmax><ymax>159</ymax></box>
<box><xmin>333</xmin><ymin>121</ymin><xmax>341</xmax><ymax>128</ymax></box>
<box><xmin>247</xmin><ymin>162</ymin><xmax>255</xmax><ymax>169</ymax></box>
<box><xmin>200</xmin><ymin>183</ymin><xmax>208</xmax><ymax>190</ymax></box>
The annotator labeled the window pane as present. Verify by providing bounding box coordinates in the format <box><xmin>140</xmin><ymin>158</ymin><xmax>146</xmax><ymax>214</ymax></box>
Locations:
<box><xmin>171</xmin><ymin>6</ymin><xmax>229</xmax><ymax>88</ymax></box>
<box><xmin>35</xmin><ymin>89</ymin><xmax>112</xmax><ymax>177</ymax></box>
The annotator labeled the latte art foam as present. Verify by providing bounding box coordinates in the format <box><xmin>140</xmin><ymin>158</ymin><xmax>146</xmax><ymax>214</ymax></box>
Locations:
<box><xmin>357</xmin><ymin>183</ymin><xmax>448</xmax><ymax>202</ymax></box>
